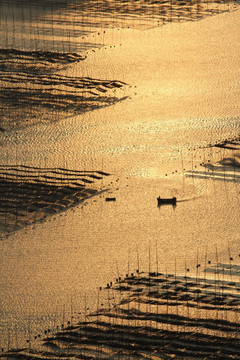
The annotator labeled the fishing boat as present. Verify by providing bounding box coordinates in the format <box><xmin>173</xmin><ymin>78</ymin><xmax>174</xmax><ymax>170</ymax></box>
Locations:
<box><xmin>157</xmin><ymin>196</ymin><xmax>176</xmax><ymax>206</ymax></box>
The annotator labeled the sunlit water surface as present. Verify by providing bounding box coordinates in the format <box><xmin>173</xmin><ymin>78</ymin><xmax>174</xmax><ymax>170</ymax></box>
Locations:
<box><xmin>0</xmin><ymin>3</ymin><xmax>240</xmax><ymax>350</ymax></box>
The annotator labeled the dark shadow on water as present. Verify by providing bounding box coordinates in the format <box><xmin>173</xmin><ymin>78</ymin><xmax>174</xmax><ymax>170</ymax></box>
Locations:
<box><xmin>0</xmin><ymin>55</ymin><xmax>128</xmax><ymax>130</ymax></box>
<box><xmin>186</xmin><ymin>146</ymin><xmax>240</xmax><ymax>183</ymax></box>
<box><xmin>0</xmin><ymin>0</ymin><xmax>238</xmax><ymax>52</ymax></box>
<box><xmin>1</xmin><ymin>270</ymin><xmax>239</xmax><ymax>359</ymax></box>
<box><xmin>0</xmin><ymin>164</ymin><xmax>111</xmax><ymax>235</ymax></box>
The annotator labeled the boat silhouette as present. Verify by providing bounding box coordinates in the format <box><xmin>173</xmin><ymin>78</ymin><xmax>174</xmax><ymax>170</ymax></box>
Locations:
<box><xmin>157</xmin><ymin>196</ymin><xmax>177</xmax><ymax>206</ymax></box>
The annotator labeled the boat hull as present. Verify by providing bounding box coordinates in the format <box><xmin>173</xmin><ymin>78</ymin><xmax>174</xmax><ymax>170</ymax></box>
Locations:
<box><xmin>157</xmin><ymin>196</ymin><xmax>176</xmax><ymax>206</ymax></box>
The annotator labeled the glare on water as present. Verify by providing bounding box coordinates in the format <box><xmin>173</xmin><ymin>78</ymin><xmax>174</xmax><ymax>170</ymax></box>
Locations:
<box><xmin>0</xmin><ymin>0</ymin><xmax>239</xmax><ymax>354</ymax></box>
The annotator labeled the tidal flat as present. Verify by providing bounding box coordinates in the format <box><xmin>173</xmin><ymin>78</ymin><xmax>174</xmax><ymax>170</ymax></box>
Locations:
<box><xmin>0</xmin><ymin>1</ymin><xmax>239</xmax><ymax>358</ymax></box>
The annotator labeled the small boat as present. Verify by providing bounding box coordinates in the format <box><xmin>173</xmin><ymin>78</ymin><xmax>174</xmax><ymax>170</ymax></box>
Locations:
<box><xmin>105</xmin><ymin>197</ymin><xmax>116</xmax><ymax>202</ymax></box>
<box><xmin>157</xmin><ymin>196</ymin><xmax>176</xmax><ymax>206</ymax></box>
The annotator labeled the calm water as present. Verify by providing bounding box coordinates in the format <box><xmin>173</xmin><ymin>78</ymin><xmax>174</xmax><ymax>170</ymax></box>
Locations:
<box><xmin>0</xmin><ymin>0</ymin><xmax>240</xmax><ymax>350</ymax></box>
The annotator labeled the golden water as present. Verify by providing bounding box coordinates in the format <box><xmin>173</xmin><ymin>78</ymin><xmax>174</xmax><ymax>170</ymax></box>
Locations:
<box><xmin>0</xmin><ymin>0</ymin><xmax>239</xmax><ymax>351</ymax></box>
